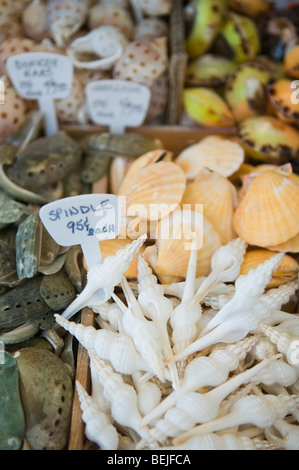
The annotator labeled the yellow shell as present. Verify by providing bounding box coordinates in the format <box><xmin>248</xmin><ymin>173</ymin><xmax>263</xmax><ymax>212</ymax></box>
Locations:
<box><xmin>175</xmin><ymin>135</ymin><xmax>244</xmax><ymax>179</ymax></box>
<box><xmin>233</xmin><ymin>170</ymin><xmax>299</xmax><ymax>247</ymax></box>
<box><xmin>266</xmin><ymin>232</ymin><xmax>299</xmax><ymax>254</ymax></box>
<box><xmin>249</xmin><ymin>163</ymin><xmax>299</xmax><ymax>186</ymax></box>
<box><xmin>239</xmin><ymin>249</ymin><xmax>299</xmax><ymax>288</ymax></box>
<box><xmin>144</xmin><ymin>209</ymin><xmax>222</xmax><ymax>284</ymax></box>
<box><xmin>83</xmin><ymin>237</ymin><xmax>145</xmax><ymax>279</ymax></box>
<box><xmin>181</xmin><ymin>169</ymin><xmax>238</xmax><ymax>244</ymax></box>
<box><xmin>118</xmin><ymin>160</ymin><xmax>186</xmax><ymax>221</ymax></box>
<box><xmin>118</xmin><ymin>149</ymin><xmax>172</xmax><ymax>196</ymax></box>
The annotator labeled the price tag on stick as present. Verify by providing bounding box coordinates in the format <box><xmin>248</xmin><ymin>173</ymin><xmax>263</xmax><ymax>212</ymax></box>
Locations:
<box><xmin>39</xmin><ymin>194</ymin><xmax>122</xmax><ymax>269</ymax></box>
<box><xmin>86</xmin><ymin>79</ymin><xmax>151</xmax><ymax>133</ymax></box>
<box><xmin>6</xmin><ymin>52</ymin><xmax>73</xmax><ymax>136</ymax></box>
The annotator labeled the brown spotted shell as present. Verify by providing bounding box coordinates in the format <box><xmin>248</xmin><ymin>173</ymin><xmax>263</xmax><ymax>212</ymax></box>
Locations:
<box><xmin>113</xmin><ymin>37</ymin><xmax>168</xmax><ymax>87</ymax></box>
<box><xmin>0</xmin><ymin>37</ymin><xmax>46</xmax><ymax>75</ymax></box>
<box><xmin>0</xmin><ymin>76</ymin><xmax>26</xmax><ymax>140</ymax></box>
<box><xmin>88</xmin><ymin>3</ymin><xmax>134</xmax><ymax>40</ymax></box>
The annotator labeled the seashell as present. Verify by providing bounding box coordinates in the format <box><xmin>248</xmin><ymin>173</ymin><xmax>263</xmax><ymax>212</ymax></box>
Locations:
<box><xmin>46</xmin><ymin>0</ymin><xmax>89</xmax><ymax>47</ymax></box>
<box><xmin>137</xmin><ymin>254</ymin><xmax>179</xmax><ymax>388</ymax></box>
<box><xmin>185</xmin><ymin>0</ymin><xmax>227</xmax><ymax>59</ymax></box>
<box><xmin>252</xmin><ymin>357</ymin><xmax>299</xmax><ymax>388</ymax></box>
<box><xmin>144</xmin><ymin>209</ymin><xmax>222</xmax><ymax>284</ymax></box>
<box><xmin>132</xmin><ymin>371</ymin><xmax>162</xmax><ymax>417</ymax></box>
<box><xmin>161</xmin><ymin>432</ymin><xmax>276</xmax><ymax>450</ymax></box>
<box><xmin>54</xmin><ymin>314</ymin><xmax>157</xmax><ymax>377</ymax></box>
<box><xmin>0</xmin><ymin>352</ymin><xmax>25</xmax><ymax>450</ymax></box>
<box><xmin>218</xmin><ymin>12</ymin><xmax>260</xmax><ymax>64</ymax></box>
<box><xmin>109</xmin><ymin>156</ymin><xmax>133</xmax><ymax>195</ymax></box>
<box><xmin>265</xmin><ymin>419</ymin><xmax>299</xmax><ymax>451</ymax></box>
<box><xmin>15</xmin><ymin>213</ymin><xmax>41</xmax><ymax>280</ymax></box>
<box><xmin>7</xmin><ymin>132</ymin><xmax>82</xmax><ymax>192</ymax></box>
<box><xmin>183</xmin><ymin>87</ymin><xmax>235</xmax><ymax>128</ymax></box>
<box><xmin>171</xmin><ymin>253</ymin><xmax>285</xmax><ymax>361</ymax></box>
<box><xmin>134</xmin><ymin>18</ymin><xmax>169</xmax><ymax>41</ymax></box>
<box><xmin>146</xmin><ymin>74</ymin><xmax>169</xmax><ymax>123</ymax></box>
<box><xmin>88</xmin><ymin>351</ymin><xmax>152</xmax><ymax>443</ymax></box>
<box><xmin>0</xmin><ymin>0</ymin><xmax>17</xmax><ymax>26</ymax></box>
<box><xmin>284</xmin><ymin>42</ymin><xmax>299</xmax><ymax>79</ymax></box>
<box><xmin>0</xmin><ymin>76</ymin><xmax>26</xmax><ymax>140</ymax></box>
<box><xmin>13</xmin><ymin>346</ymin><xmax>73</xmax><ymax>450</ymax></box>
<box><xmin>185</xmin><ymin>54</ymin><xmax>236</xmax><ymax>87</ymax></box>
<box><xmin>139</xmin><ymin>357</ymin><xmax>277</xmax><ymax>446</ymax></box>
<box><xmin>119</xmin><ymin>161</ymin><xmax>186</xmax><ymax>239</ymax></box>
<box><xmin>174</xmin><ymin>393</ymin><xmax>299</xmax><ymax>445</ymax></box>
<box><xmin>113</xmin><ymin>276</ymin><xmax>167</xmax><ymax>384</ymax></box>
<box><xmin>233</xmin><ymin>170</ymin><xmax>299</xmax><ymax>247</ymax></box>
<box><xmin>224</xmin><ymin>61</ymin><xmax>271</xmax><ymax>122</ymax></box>
<box><xmin>22</xmin><ymin>0</ymin><xmax>50</xmax><ymax>42</ymax></box>
<box><xmin>191</xmin><ymin>237</ymin><xmax>247</xmax><ymax>304</ymax></box>
<box><xmin>75</xmin><ymin>380</ymin><xmax>118</xmax><ymax>450</ymax></box>
<box><xmin>268</xmin><ymin>78</ymin><xmax>299</xmax><ymax>125</ymax></box>
<box><xmin>141</xmin><ymin>335</ymin><xmax>258</xmax><ymax>426</ymax></box>
<box><xmin>88</xmin><ymin>3</ymin><xmax>134</xmax><ymax>39</ymax></box>
<box><xmin>237</xmin><ymin>116</ymin><xmax>299</xmax><ymax>163</ymax></box>
<box><xmin>67</xmin><ymin>26</ymin><xmax>129</xmax><ymax>71</ymax></box>
<box><xmin>39</xmin><ymin>270</ymin><xmax>77</xmax><ymax>311</ymax></box>
<box><xmin>175</xmin><ymin>135</ymin><xmax>244</xmax><ymax>180</ymax></box>
<box><xmin>93</xmin><ymin>301</ymin><xmax>123</xmax><ymax>332</ymax></box>
<box><xmin>113</xmin><ymin>37</ymin><xmax>168</xmax><ymax>88</ymax></box>
<box><xmin>132</xmin><ymin>0</ymin><xmax>172</xmax><ymax>17</ymax></box>
<box><xmin>55</xmin><ymin>74</ymin><xmax>85</xmax><ymax>124</ymax></box>
<box><xmin>228</xmin><ymin>0</ymin><xmax>271</xmax><ymax>17</ymax></box>
<box><xmin>239</xmin><ymin>249</ymin><xmax>299</xmax><ymax>289</ymax></box>
<box><xmin>267</xmin><ymin>232</ymin><xmax>299</xmax><ymax>254</ymax></box>
<box><xmin>181</xmin><ymin>169</ymin><xmax>238</xmax><ymax>244</ymax></box>
<box><xmin>0</xmin><ymin>22</ymin><xmax>24</xmax><ymax>44</ymax></box>
<box><xmin>259</xmin><ymin>322</ymin><xmax>299</xmax><ymax>367</ymax></box>
<box><xmin>61</xmin><ymin>235</ymin><xmax>146</xmax><ymax>320</ymax></box>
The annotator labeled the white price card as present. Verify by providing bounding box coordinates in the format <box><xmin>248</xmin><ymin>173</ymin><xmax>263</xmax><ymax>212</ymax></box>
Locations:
<box><xmin>86</xmin><ymin>79</ymin><xmax>151</xmax><ymax>133</ymax></box>
<box><xmin>39</xmin><ymin>194</ymin><xmax>122</xmax><ymax>269</ymax></box>
<box><xmin>6</xmin><ymin>52</ymin><xmax>73</xmax><ymax>136</ymax></box>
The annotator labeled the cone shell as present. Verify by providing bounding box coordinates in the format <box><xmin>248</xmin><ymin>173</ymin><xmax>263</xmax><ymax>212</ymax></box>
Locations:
<box><xmin>233</xmin><ymin>170</ymin><xmax>299</xmax><ymax>247</ymax></box>
<box><xmin>144</xmin><ymin>209</ymin><xmax>222</xmax><ymax>283</ymax></box>
<box><xmin>83</xmin><ymin>237</ymin><xmax>145</xmax><ymax>279</ymax></box>
<box><xmin>239</xmin><ymin>249</ymin><xmax>299</xmax><ymax>288</ymax></box>
<box><xmin>181</xmin><ymin>169</ymin><xmax>238</xmax><ymax>244</ymax></box>
<box><xmin>118</xmin><ymin>160</ymin><xmax>186</xmax><ymax>221</ymax></box>
<box><xmin>175</xmin><ymin>135</ymin><xmax>244</xmax><ymax>179</ymax></box>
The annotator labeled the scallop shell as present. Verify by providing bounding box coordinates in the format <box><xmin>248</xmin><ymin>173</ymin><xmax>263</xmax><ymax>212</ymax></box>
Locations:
<box><xmin>233</xmin><ymin>170</ymin><xmax>299</xmax><ymax>247</ymax></box>
<box><xmin>239</xmin><ymin>249</ymin><xmax>299</xmax><ymax>288</ymax></box>
<box><xmin>181</xmin><ymin>169</ymin><xmax>238</xmax><ymax>244</ymax></box>
<box><xmin>175</xmin><ymin>136</ymin><xmax>244</xmax><ymax>180</ymax></box>
<box><xmin>144</xmin><ymin>209</ymin><xmax>222</xmax><ymax>283</ymax></box>
<box><xmin>266</xmin><ymin>232</ymin><xmax>299</xmax><ymax>254</ymax></box>
<box><xmin>119</xmin><ymin>161</ymin><xmax>186</xmax><ymax>232</ymax></box>
<box><xmin>83</xmin><ymin>237</ymin><xmax>145</xmax><ymax>280</ymax></box>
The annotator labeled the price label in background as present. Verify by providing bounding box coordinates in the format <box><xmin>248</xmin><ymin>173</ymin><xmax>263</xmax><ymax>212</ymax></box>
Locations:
<box><xmin>39</xmin><ymin>194</ymin><xmax>122</xmax><ymax>269</ymax></box>
<box><xmin>86</xmin><ymin>79</ymin><xmax>151</xmax><ymax>133</ymax></box>
<box><xmin>6</xmin><ymin>52</ymin><xmax>73</xmax><ymax>136</ymax></box>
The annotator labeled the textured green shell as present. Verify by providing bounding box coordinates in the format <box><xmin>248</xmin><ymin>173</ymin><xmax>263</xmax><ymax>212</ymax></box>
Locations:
<box><xmin>81</xmin><ymin>153</ymin><xmax>111</xmax><ymax>184</ymax></box>
<box><xmin>0</xmin><ymin>238</ymin><xmax>17</xmax><ymax>283</ymax></box>
<box><xmin>0</xmin><ymin>351</ymin><xmax>25</xmax><ymax>450</ymax></box>
<box><xmin>82</xmin><ymin>132</ymin><xmax>162</xmax><ymax>158</ymax></box>
<box><xmin>15</xmin><ymin>213</ymin><xmax>42</xmax><ymax>280</ymax></box>
<box><xmin>7</xmin><ymin>132</ymin><xmax>82</xmax><ymax>191</ymax></box>
<box><xmin>13</xmin><ymin>346</ymin><xmax>73</xmax><ymax>450</ymax></box>
<box><xmin>0</xmin><ymin>275</ymin><xmax>51</xmax><ymax>329</ymax></box>
<box><xmin>40</xmin><ymin>270</ymin><xmax>77</xmax><ymax>311</ymax></box>
<box><xmin>0</xmin><ymin>198</ymin><xmax>31</xmax><ymax>225</ymax></box>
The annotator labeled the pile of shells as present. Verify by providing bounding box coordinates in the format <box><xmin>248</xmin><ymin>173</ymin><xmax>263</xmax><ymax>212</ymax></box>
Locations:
<box><xmin>0</xmin><ymin>0</ymin><xmax>172</xmax><ymax>139</ymax></box>
<box><xmin>182</xmin><ymin>0</ymin><xmax>299</xmax><ymax>170</ymax></box>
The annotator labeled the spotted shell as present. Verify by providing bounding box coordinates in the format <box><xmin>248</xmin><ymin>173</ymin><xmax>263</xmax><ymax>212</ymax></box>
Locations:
<box><xmin>0</xmin><ymin>76</ymin><xmax>26</xmax><ymax>140</ymax></box>
<box><xmin>55</xmin><ymin>73</ymin><xmax>85</xmax><ymax>124</ymax></box>
<box><xmin>268</xmin><ymin>78</ymin><xmax>299</xmax><ymax>125</ymax></box>
<box><xmin>88</xmin><ymin>3</ymin><xmax>134</xmax><ymax>40</ymax></box>
<box><xmin>113</xmin><ymin>37</ymin><xmax>168</xmax><ymax>87</ymax></box>
<box><xmin>233</xmin><ymin>170</ymin><xmax>299</xmax><ymax>247</ymax></box>
<box><xmin>0</xmin><ymin>37</ymin><xmax>47</xmax><ymax>75</ymax></box>
<box><xmin>22</xmin><ymin>0</ymin><xmax>49</xmax><ymax>42</ymax></box>
<box><xmin>46</xmin><ymin>0</ymin><xmax>89</xmax><ymax>47</ymax></box>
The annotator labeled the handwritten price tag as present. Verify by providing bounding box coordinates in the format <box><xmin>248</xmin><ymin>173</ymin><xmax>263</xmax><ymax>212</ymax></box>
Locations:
<box><xmin>39</xmin><ymin>194</ymin><xmax>122</xmax><ymax>269</ymax></box>
<box><xmin>86</xmin><ymin>79</ymin><xmax>151</xmax><ymax>133</ymax></box>
<box><xmin>6</xmin><ymin>52</ymin><xmax>73</xmax><ymax>136</ymax></box>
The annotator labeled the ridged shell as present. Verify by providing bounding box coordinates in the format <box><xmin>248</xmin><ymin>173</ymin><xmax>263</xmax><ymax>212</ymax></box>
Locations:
<box><xmin>239</xmin><ymin>249</ymin><xmax>299</xmax><ymax>288</ymax></box>
<box><xmin>175</xmin><ymin>136</ymin><xmax>244</xmax><ymax>179</ymax></box>
<box><xmin>268</xmin><ymin>79</ymin><xmax>299</xmax><ymax>125</ymax></box>
<box><xmin>83</xmin><ymin>237</ymin><xmax>145</xmax><ymax>280</ymax></box>
<box><xmin>233</xmin><ymin>170</ymin><xmax>299</xmax><ymax>247</ymax></box>
<box><xmin>181</xmin><ymin>169</ymin><xmax>238</xmax><ymax>244</ymax></box>
<box><xmin>119</xmin><ymin>161</ymin><xmax>186</xmax><ymax>221</ymax></box>
<box><xmin>118</xmin><ymin>149</ymin><xmax>172</xmax><ymax>196</ymax></box>
<box><xmin>144</xmin><ymin>209</ymin><xmax>222</xmax><ymax>283</ymax></box>
<box><xmin>266</xmin><ymin>232</ymin><xmax>299</xmax><ymax>254</ymax></box>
